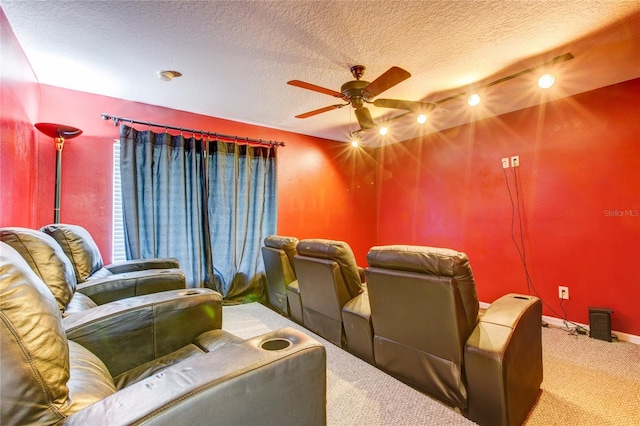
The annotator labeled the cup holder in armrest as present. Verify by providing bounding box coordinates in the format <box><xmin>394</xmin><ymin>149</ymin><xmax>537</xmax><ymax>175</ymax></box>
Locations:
<box><xmin>261</xmin><ymin>338</ymin><xmax>293</xmax><ymax>351</ymax></box>
<box><xmin>178</xmin><ymin>289</ymin><xmax>205</xmax><ymax>296</ymax></box>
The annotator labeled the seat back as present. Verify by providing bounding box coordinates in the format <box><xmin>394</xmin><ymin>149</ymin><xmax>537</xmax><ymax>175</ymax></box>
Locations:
<box><xmin>366</xmin><ymin>245</ymin><xmax>479</xmax><ymax>409</ymax></box>
<box><xmin>261</xmin><ymin>235</ymin><xmax>298</xmax><ymax>315</ymax></box>
<box><xmin>40</xmin><ymin>223</ymin><xmax>104</xmax><ymax>282</ymax></box>
<box><xmin>0</xmin><ymin>227</ymin><xmax>77</xmax><ymax>312</ymax></box>
<box><xmin>294</xmin><ymin>239</ymin><xmax>365</xmax><ymax>347</ymax></box>
<box><xmin>1</xmin><ymin>242</ymin><xmax>73</xmax><ymax>424</ymax></box>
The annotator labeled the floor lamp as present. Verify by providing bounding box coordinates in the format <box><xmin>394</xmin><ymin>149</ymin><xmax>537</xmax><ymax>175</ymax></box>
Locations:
<box><xmin>34</xmin><ymin>123</ymin><xmax>83</xmax><ymax>223</ymax></box>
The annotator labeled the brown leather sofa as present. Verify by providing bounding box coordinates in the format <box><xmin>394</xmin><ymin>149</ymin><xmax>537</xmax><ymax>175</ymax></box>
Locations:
<box><xmin>294</xmin><ymin>239</ymin><xmax>366</xmax><ymax>348</ymax></box>
<box><xmin>0</xmin><ymin>227</ymin><xmax>186</xmax><ymax>315</ymax></box>
<box><xmin>1</xmin><ymin>241</ymin><xmax>327</xmax><ymax>425</ymax></box>
<box><xmin>261</xmin><ymin>235</ymin><xmax>301</xmax><ymax>319</ymax></box>
<box><xmin>343</xmin><ymin>245</ymin><xmax>542</xmax><ymax>426</ymax></box>
<box><xmin>40</xmin><ymin>223</ymin><xmax>180</xmax><ymax>280</ymax></box>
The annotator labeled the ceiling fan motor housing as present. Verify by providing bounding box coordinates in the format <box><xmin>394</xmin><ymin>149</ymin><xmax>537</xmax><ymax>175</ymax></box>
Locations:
<box><xmin>341</xmin><ymin>80</ymin><xmax>371</xmax><ymax>109</ymax></box>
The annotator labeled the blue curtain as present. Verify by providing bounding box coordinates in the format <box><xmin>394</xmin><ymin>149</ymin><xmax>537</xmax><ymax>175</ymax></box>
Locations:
<box><xmin>208</xmin><ymin>141</ymin><xmax>277</xmax><ymax>300</ymax></box>
<box><xmin>119</xmin><ymin>125</ymin><xmax>277</xmax><ymax>302</ymax></box>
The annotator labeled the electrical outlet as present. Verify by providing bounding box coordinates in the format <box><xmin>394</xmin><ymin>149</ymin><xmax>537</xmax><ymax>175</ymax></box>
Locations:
<box><xmin>558</xmin><ymin>286</ymin><xmax>569</xmax><ymax>300</ymax></box>
<box><xmin>502</xmin><ymin>158</ymin><xmax>510</xmax><ymax>168</ymax></box>
<box><xmin>511</xmin><ymin>155</ymin><xmax>520</xmax><ymax>167</ymax></box>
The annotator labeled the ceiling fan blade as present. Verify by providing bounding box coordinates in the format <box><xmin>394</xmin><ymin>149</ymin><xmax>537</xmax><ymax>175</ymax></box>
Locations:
<box><xmin>288</xmin><ymin>80</ymin><xmax>344</xmax><ymax>98</ymax></box>
<box><xmin>373</xmin><ymin>98</ymin><xmax>437</xmax><ymax>113</ymax></box>
<box><xmin>363</xmin><ymin>66</ymin><xmax>411</xmax><ymax>98</ymax></box>
<box><xmin>355</xmin><ymin>107</ymin><xmax>375</xmax><ymax>130</ymax></box>
<box><xmin>295</xmin><ymin>104</ymin><xmax>346</xmax><ymax>119</ymax></box>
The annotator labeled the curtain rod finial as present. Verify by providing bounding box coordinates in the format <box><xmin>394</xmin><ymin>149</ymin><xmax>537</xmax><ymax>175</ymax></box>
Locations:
<box><xmin>100</xmin><ymin>113</ymin><xmax>119</xmax><ymax>126</ymax></box>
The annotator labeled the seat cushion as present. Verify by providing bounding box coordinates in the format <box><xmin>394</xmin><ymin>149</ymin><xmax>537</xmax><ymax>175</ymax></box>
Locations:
<box><xmin>66</xmin><ymin>341</ymin><xmax>116</xmax><ymax>414</ymax></box>
<box><xmin>41</xmin><ymin>224</ymin><xmax>104</xmax><ymax>282</ymax></box>
<box><xmin>194</xmin><ymin>329</ymin><xmax>246</xmax><ymax>352</ymax></box>
<box><xmin>113</xmin><ymin>330</ymin><xmax>244</xmax><ymax>389</ymax></box>
<box><xmin>86</xmin><ymin>267</ymin><xmax>114</xmax><ymax>280</ymax></box>
<box><xmin>64</xmin><ymin>292</ymin><xmax>99</xmax><ymax>316</ymax></box>
<box><xmin>113</xmin><ymin>343</ymin><xmax>206</xmax><ymax>389</ymax></box>
<box><xmin>0</xmin><ymin>227</ymin><xmax>77</xmax><ymax>312</ymax></box>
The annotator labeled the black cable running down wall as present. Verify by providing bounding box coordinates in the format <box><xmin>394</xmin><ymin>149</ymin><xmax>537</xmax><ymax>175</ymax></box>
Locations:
<box><xmin>101</xmin><ymin>113</ymin><xmax>285</xmax><ymax>147</ymax></box>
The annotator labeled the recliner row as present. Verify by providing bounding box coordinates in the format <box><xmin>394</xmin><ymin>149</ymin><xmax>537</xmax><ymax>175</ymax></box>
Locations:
<box><xmin>1</xmin><ymin>224</ymin><xmax>186</xmax><ymax>315</ymax></box>
<box><xmin>262</xmin><ymin>236</ymin><xmax>543</xmax><ymax>426</ymax></box>
<box><xmin>1</xmin><ymin>226</ymin><xmax>327</xmax><ymax>425</ymax></box>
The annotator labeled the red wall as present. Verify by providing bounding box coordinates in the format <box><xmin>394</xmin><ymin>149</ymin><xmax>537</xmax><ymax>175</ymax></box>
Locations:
<box><xmin>35</xmin><ymin>85</ymin><xmax>378</xmax><ymax>265</ymax></box>
<box><xmin>0</xmin><ymin>9</ymin><xmax>39</xmax><ymax>227</ymax></box>
<box><xmin>375</xmin><ymin>79</ymin><xmax>640</xmax><ymax>336</ymax></box>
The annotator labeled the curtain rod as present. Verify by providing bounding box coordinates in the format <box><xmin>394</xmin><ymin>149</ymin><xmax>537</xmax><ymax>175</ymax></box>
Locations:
<box><xmin>101</xmin><ymin>113</ymin><xmax>285</xmax><ymax>147</ymax></box>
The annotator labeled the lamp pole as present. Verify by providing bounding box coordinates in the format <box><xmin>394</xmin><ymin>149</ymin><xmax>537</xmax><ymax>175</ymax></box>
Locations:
<box><xmin>34</xmin><ymin>123</ymin><xmax>83</xmax><ymax>223</ymax></box>
<box><xmin>53</xmin><ymin>136</ymin><xmax>65</xmax><ymax>223</ymax></box>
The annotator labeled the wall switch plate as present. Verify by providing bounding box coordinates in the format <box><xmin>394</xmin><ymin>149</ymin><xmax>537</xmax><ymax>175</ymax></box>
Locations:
<box><xmin>511</xmin><ymin>156</ymin><xmax>520</xmax><ymax>167</ymax></box>
<box><xmin>502</xmin><ymin>158</ymin><xmax>510</xmax><ymax>168</ymax></box>
<box><xmin>558</xmin><ymin>286</ymin><xmax>569</xmax><ymax>300</ymax></box>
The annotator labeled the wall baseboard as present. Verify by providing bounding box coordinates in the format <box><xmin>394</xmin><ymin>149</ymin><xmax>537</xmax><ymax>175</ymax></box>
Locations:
<box><xmin>478</xmin><ymin>301</ymin><xmax>640</xmax><ymax>345</ymax></box>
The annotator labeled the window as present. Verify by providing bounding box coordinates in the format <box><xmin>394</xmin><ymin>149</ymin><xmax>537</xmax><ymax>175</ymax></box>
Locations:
<box><xmin>112</xmin><ymin>139</ymin><xmax>126</xmax><ymax>262</ymax></box>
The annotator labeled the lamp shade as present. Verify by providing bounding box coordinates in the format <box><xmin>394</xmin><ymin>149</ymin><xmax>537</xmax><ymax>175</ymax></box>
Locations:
<box><xmin>35</xmin><ymin>123</ymin><xmax>83</xmax><ymax>139</ymax></box>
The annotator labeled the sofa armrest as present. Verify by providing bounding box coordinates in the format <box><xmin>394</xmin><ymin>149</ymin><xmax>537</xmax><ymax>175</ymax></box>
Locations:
<box><xmin>464</xmin><ymin>293</ymin><xmax>543</xmax><ymax>426</ymax></box>
<box><xmin>105</xmin><ymin>258</ymin><xmax>180</xmax><ymax>274</ymax></box>
<box><xmin>63</xmin><ymin>288</ymin><xmax>222</xmax><ymax>376</ymax></box>
<box><xmin>342</xmin><ymin>291</ymin><xmax>374</xmax><ymax>364</ymax></box>
<box><xmin>286</xmin><ymin>280</ymin><xmax>304</xmax><ymax>325</ymax></box>
<box><xmin>61</xmin><ymin>327</ymin><xmax>327</xmax><ymax>426</ymax></box>
<box><xmin>75</xmin><ymin>268</ymin><xmax>186</xmax><ymax>305</ymax></box>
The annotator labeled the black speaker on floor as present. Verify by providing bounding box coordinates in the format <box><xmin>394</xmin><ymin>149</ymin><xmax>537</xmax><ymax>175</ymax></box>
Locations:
<box><xmin>588</xmin><ymin>307</ymin><xmax>613</xmax><ymax>342</ymax></box>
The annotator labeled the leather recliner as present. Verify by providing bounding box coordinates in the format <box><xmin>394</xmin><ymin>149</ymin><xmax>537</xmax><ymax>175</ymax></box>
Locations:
<box><xmin>1</xmin><ymin>241</ymin><xmax>327</xmax><ymax>425</ymax></box>
<box><xmin>345</xmin><ymin>245</ymin><xmax>542</xmax><ymax>426</ymax></box>
<box><xmin>294</xmin><ymin>239</ymin><xmax>366</xmax><ymax>348</ymax></box>
<box><xmin>0</xmin><ymin>227</ymin><xmax>186</xmax><ymax>315</ymax></box>
<box><xmin>261</xmin><ymin>235</ymin><xmax>306</xmax><ymax>324</ymax></box>
<box><xmin>40</xmin><ymin>223</ymin><xmax>180</xmax><ymax>280</ymax></box>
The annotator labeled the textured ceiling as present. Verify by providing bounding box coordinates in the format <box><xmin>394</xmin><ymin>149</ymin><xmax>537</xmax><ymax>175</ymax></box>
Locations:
<box><xmin>2</xmin><ymin>0</ymin><xmax>640</xmax><ymax>146</ymax></box>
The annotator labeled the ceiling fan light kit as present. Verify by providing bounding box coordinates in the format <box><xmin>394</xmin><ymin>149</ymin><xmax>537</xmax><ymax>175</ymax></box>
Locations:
<box><xmin>157</xmin><ymin>70</ymin><xmax>182</xmax><ymax>81</ymax></box>
<box><xmin>349</xmin><ymin>130</ymin><xmax>362</xmax><ymax>147</ymax></box>
<box><xmin>288</xmin><ymin>53</ymin><xmax>574</xmax><ymax>143</ymax></box>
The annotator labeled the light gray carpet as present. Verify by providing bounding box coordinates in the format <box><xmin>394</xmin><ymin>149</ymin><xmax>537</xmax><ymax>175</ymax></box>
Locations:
<box><xmin>524</xmin><ymin>325</ymin><xmax>640</xmax><ymax>425</ymax></box>
<box><xmin>222</xmin><ymin>302</ymin><xmax>640</xmax><ymax>426</ymax></box>
<box><xmin>223</xmin><ymin>302</ymin><xmax>474</xmax><ymax>425</ymax></box>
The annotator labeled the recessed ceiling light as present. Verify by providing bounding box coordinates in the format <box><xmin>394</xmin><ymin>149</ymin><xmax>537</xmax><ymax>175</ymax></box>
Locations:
<box><xmin>417</xmin><ymin>114</ymin><xmax>427</xmax><ymax>124</ymax></box>
<box><xmin>538</xmin><ymin>73</ymin><xmax>555</xmax><ymax>89</ymax></box>
<box><xmin>467</xmin><ymin>93</ymin><xmax>481</xmax><ymax>107</ymax></box>
<box><xmin>157</xmin><ymin>70</ymin><xmax>182</xmax><ymax>81</ymax></box>
<box><xmin>379</xmin><ymin>125</ymin><xmax>389</xmax><ymax>136</ymax></box>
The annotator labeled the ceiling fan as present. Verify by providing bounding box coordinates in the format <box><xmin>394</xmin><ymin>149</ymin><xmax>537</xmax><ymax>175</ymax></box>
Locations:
<box><xmin>288</xmin><ymin>65</ymin><xmax>436</xmax><ymax>131</ymax></box>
